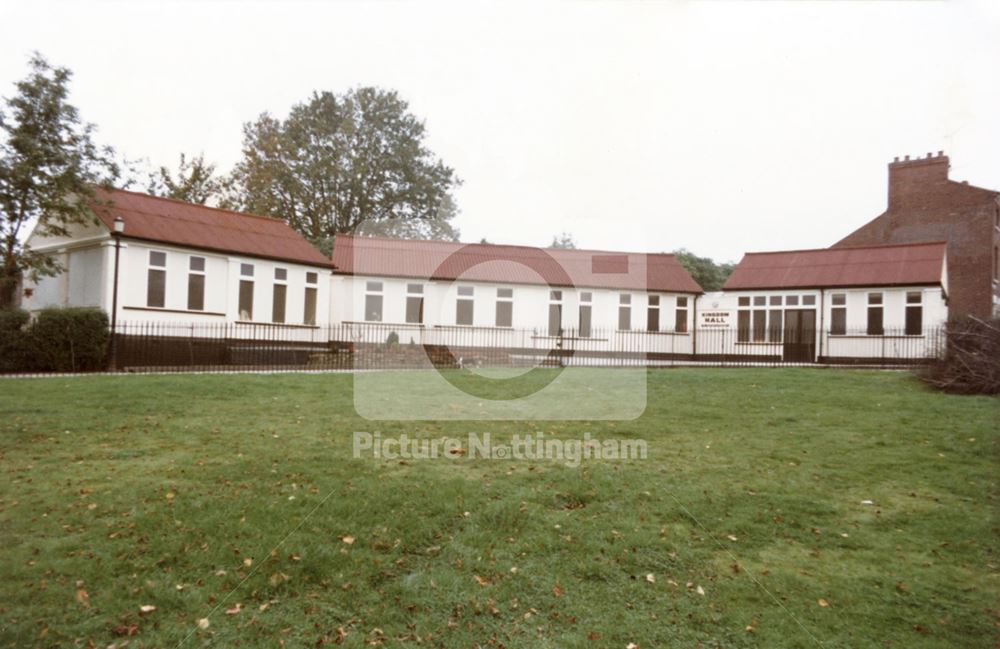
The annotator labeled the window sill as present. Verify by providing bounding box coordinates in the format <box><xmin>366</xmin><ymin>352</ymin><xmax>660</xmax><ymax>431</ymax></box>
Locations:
<box><xmin>124</xmin><ymin>305</ymin><xmax>226</xmax><ymax>317</ymax></box>
<box><xmin>344</xmin><ymin>320</ymin><xmax>425</xmax><ymax>327</ymax></box>
<box><xmin>734</xmin><ymin>341</ymin><xmax>782</xmax><ymax>346</ymax></box>
<box><xmin>828</xmin><ymin>334</ymin><xmax>925</xmax><ymax>339</ymax></box>
<box><xmin>532</xmin><ymin>335</ymin><xmax>610</xmax><ymax>342</ymax></box>
<box><xmin>234</xmin><ymin>321</ymin><xmax>320</xmax><ymax>330</ymax></box>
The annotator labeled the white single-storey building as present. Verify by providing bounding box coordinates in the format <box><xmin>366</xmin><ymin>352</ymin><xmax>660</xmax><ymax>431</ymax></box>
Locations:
<box><xmin>22</xmin><ymin>188</ymin><xmax>335</xmax><ymax>338</ymax></box>
<box><xmin>18</xmin><ymin>188</ymin><xmax>952</xmax><ymax>366</ymax></box>
<box><xmin>698</xmin><ymin>241</ymin><xmax>949</xmax><ymax>362</ymax></box>
<box><xmin>329</xmin><ymin>234</ymin><xmax>703</xmax><ymax>358</ymax></box>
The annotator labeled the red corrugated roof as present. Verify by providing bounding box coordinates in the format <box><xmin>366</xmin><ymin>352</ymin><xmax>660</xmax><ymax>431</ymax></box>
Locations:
<box><xmin>723</xmin><ymin>241</ymin><xmax>947</xmax><ymax>290</ymax></box>
<box><xmin>331</xmin><ymin>234</ymin><xmax>703</xmax><ymax>293</ymax></box>
<box><xmin>89</xmin><ymin>187</ymin><xmax>333</xmax><ymax>267</ymax></box>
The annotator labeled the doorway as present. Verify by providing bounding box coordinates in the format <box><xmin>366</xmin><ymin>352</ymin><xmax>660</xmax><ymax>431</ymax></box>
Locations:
<box><xmin>783</xmin><ymin>309</ymin><xmax>816</xmax><ymax>362</ymax></box>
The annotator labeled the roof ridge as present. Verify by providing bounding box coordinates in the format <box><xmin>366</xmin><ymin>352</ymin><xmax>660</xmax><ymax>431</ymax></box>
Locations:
<box><xmin>743</xmin><ymin>241</ymin><xmax>948</xmax><ymax>256</ymax></box>
<box><xmin>341</xmin><ymin>234</ymin><xmax>680</xmax><ymax>259</ymax></box>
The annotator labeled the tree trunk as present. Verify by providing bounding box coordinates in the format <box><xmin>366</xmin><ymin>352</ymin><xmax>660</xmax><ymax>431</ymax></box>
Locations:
<box><xmin>0</xmin><ymin>256</ymin><xmax>20</xmax><ymax>309</ymax></box>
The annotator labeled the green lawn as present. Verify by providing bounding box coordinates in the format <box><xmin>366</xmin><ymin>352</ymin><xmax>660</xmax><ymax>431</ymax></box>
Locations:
<box><xmin>0</xmin><ymin>369</ymin><xmax>997</xmax><ymax>648</ymax></box>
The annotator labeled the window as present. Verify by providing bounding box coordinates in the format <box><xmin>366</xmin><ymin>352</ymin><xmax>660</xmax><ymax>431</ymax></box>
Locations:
<box><xmin>548</xmin><ymin>290</ymin><xmax>563</xmax><ymax>336</ymax></box>
<box><xmin>995</xmin><ymin>245</ymin><xmax>999</xmax><ymax>281</ymax></box>
<box><xmin>406</xmin><ymin>283</ymin><xmax>424</xmax><ymax>324</ymax></box>
<box><xmin>239</xmin><ymin>280</ymin><xmax>254</xmax><ymax>320</ymax></box>
<box><xmin>737</xmin><ymin>309</ymin><xmax>750</xmax><ymax>342</ymax></box>
<box><xmin>802</xmin><ymin>295</ymin><xmax>816</xmax><ymax>306</ymax></box>
<box><xmin>618</xmin><ymin>294</ymin><xmax>631</xmax><ymax>331</ymax></box>
<box><xmin>303</xmin><ymin>271</ymin><xmax>318</xmax><ymax>325</ymax></box>
<box><xmin>303</xmin><ymin>287</ymin><xmax>317</xmax><ymax>325</ymax></box>
<box><xmin>675</xmin><ymin>296</ymin><xmax>688</xmax><ymax>333</ymax></box>
<box><xmin>905</xmin><ymin>291</ymin><xmax>923</xmax><ymax>335</ymax></box>
<box><xmin>365</xmin><ymin>281</ymin><xmax>383</xmax><ymax>322</ymax></box>
<box><xmin>187</xmin><ymin>256</ymin><xmax>205</xmax><ymax>311</ymax></box>
<box><xmin>738</xmin><ymin>295</ymin><xmax>771</xmax><ymax>342</ymax></box>
<box><xmin>238</xmin><ymin>263</ymin><xmax>255</xmax><ymax>318</ymax></box>
<box><xmin>752</xmin><ymin>309</ymin><xmax>767</xmax><ymax>342</ymax></box>
<box><xmin>146</xmin><ymin>251</ymin><xmax>166</xmax><ymax>308</ymax></box>
<box><xmin>768</xmin><ymin>308</ymin><xmax>783</xmax><ymax>342</ymax></box>
<box><xmin>646</xmin><ymin>295</ymin><xmax>660</xmax><ymax>332</ymax></box>
<box><xmin>769</xmin><ymin>295</ymin><xmax>782</xmax><ymax>306</ymax></box>
<box><xmin>579</xmin><ymin>291</ymin><xmax>592</xmax><ymax>338</ymax></box>
<box><xmin>495</xmin><ymin>288</ymin><xmax>513</xmax><ymax>328</ymax></box>
<box><xmin>786</xmin><ymin>295</ymin><xmax>799</xmax><ymax>306</ymax></box>
<box><xmin>830</xmin><ymin>293</ymin><xmax>846</xmax><ymax>335</ymax></box>
<box><xmin>272</xmin><ymin>285</ymin><xmax>287</xmax><ymax>323</ymax></box>
<box><xmin>456</xmin><ymin>286</ymin><xmax>474</xmax><ymax>325</ymax></box>
<box><xmin>272</xmin><ymin>268</ymin><xmax>287</xmax><ymax>323</ymax></box>
<box><xmin>866</xmin><ymin>292</ymin><xmax>884</xmax><ymax>335</ymax></box>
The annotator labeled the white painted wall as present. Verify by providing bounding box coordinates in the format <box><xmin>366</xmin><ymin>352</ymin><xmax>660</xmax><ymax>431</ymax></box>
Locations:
<box><xmin>330</xmin><ymin>274</ymin><xmax>696</xmax><ymax>355</ymax></box>
<box><xmin>21</xmin><ymin>221</ymin><xmax>947</xmax><ymax>362</ymax></box>
<box><xmin>24</xmin><ymin>233</ymin><xmax>333</xmax><ymax>336</ymax></box>
<box><xmin>696</xmin><ymin>287</ymin><xmax>947</xmax><ymax>359</ymax></box>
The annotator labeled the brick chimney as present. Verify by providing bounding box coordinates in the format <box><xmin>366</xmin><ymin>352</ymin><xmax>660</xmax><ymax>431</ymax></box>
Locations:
<box><xmin>888</xmin><ymin>151</ymin><xmax>950</xmax><ymax>210</ymax></box>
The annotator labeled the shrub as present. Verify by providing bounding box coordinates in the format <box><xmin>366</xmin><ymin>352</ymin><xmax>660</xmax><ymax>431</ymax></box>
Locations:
<box><xmin>921</xmin><ymin>317</ymin><xmax>1000</xmax><ymax>395</ymax></box>
<box><xmin>28</xmin><ymin>307</ymin><xmax>109</xmax><ymax>372</ymax></box>
<box><xmin>0</xmin><ymin>309</ymin><xmax>32</xmax><ymax>372</ymax></box>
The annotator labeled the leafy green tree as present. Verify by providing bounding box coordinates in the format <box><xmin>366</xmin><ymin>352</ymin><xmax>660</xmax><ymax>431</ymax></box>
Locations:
<box><xmin>672</xmin><ymin>248</ymin><xmax>735</xmax><ymax>291</ymax></box>
<box><xmin>147</xmin><ymin>153</ymin><xmax>222</xmax><ymax>205</ymax></box>
<box><xmin>549</xmin><ymin>232</ymin><xmax>576</xmax><ymax>249</ymax></box>
<box><xmin>224</xmin><ymin>88</ymin><xmax>460</xmax><ymax>253</ymax></box>
<box><xmin>0</xmin><ymin>54</ymin><xmax>118</xmax><ymax>308</ymax></box>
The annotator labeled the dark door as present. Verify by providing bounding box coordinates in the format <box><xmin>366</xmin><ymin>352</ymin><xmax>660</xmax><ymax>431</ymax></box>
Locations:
<box><xmin>783</xmin><ymin>309</ymin><xmax>816</xmax><ymax>362</ymax></box>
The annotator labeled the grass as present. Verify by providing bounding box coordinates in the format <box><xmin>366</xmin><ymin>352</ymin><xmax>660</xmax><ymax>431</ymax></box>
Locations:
<box><xmin>0</xmin><ymin>368</ymin><xmax>997</xmax><ymax>648</ymax></box>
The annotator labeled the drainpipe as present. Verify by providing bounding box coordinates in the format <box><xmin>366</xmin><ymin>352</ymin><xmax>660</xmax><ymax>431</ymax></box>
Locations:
<box><xmin>692</xmin><ymin>293</ymin><xmax>699</xmax><ymax>360</ymax></box>
<box><xmin>818</xmin><ymin>289</ymin><xmax>825</xmax><ymax>362</ymax></box>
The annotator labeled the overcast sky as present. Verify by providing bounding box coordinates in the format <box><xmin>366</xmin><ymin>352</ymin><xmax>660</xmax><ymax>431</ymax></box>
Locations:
<box><xmin>2</xmin><ymin>1</ymin><xmax>998</xmax><ymax>262</ymax></box>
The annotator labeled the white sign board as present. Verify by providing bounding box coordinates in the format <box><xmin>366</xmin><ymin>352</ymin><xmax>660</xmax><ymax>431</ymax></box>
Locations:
<box><xmin>699</xmin><ymin>310</ymin><xmax>732</xmax><ymax>328</ymax></box>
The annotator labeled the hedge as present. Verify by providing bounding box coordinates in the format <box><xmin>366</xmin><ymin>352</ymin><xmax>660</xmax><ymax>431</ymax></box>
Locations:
<box><xmin>0</xmin><ymin>307</ymin><xmax>110</xmax><ymax>373</ymax></box>
<box><xmin>0</xmin><ymin>308</ymin><xmax>31</xmax><ymax>372</ymax></box>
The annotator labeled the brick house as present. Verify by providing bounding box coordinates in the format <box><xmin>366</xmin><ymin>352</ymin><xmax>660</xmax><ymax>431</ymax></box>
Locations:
<box><xmin>833</xmin><ymin>152</ymin><xmax>1000</xmax><ymax>318</ymax></box>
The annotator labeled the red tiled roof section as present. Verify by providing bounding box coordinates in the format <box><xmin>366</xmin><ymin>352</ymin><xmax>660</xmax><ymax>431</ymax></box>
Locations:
<box><xmin>332</xmin><ymin>235</ymin><xmax>703</xmax><ymax>293</ymax></box>
<box><xmin>723</xmin><ymin>242</ymin><xmax>947</xmax><ymax>290</ymax></box>
<box><xmin>89</xmin><ymin>187</ymin><xmax>333</xmax><ymax>267</ymax></box>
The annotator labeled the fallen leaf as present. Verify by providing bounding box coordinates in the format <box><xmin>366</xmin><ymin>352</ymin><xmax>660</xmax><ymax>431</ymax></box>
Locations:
<box><xmin>473</xmin><ymin>575</ymin><xmax>490</xmax><ymax>586</ymax></box>
<box><xmin>197</xmin><ymin>618</ymin><xmax>210</xmax><ymax>630</ymax></box>
<box><xmin>817</xmin><ymin>598</ymin><xmax>829</xmax><ymax>608</ymax></box>
<box><xmin>341</xmin><ymin>535</ymin><xmax>355</xmax><ymax>545</ymax></box>
<box><xmin>626</xmin><ymin>643</ymin><xmax>639</xmax><ymax>649</ymax></box>
<box><xmin>225</xmin><ymin>604</ymin><xmax>242</xmax><ymax>615</ymax></box>
<box><xmin>727</xmin><ymin>534</ymin><xmax>738</xmax><ymax>542</ymax></box>
<box><xmin>75</xmin><ymin>588</ymin><xmax>89</xmax><ymax>608</ymax></box>
<box><xmin>269</xmin><ymin>572</ymin><xmax>290</xmax><ymax>586</ymax></box>
<box><xmin>165</xmin><ymin>492</ymin><xmax>175</xmax><ymax>501</ymax></box>
<box><xmin>112</xmin><ymin>624</ymin><xmax>138</xmax><ymax>637</ymax></box>
<box><xmin>242</xmin><ymin>558</ymin><xmax>252</xmax><ymax>568</ymax></box>
<box><xmin>645</xmin><ymin>573</ymin><xmax>655</xmax><ymax>584</ymax></box>
<box><xmin>553</xmin><ymin>583</ymin><xmax>564</xmax><ymax>597</ymax></box>
<box><xmin>139</xmin><ymin>604</ymin><xmax>156</xmax><ymax>614</ymax></box>
<box><xmin>696</xmin><ymin>585</ymin><xmax>705</xmax><ymax>596</ymax></box>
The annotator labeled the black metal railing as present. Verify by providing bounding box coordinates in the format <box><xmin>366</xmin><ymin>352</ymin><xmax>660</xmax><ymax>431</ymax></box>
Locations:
<box><xmin>76</xmin><ymin>321</ymin><xmax>947</xmax><ymax>373</ymax></box>
<box><xmin>0</xmin><ymin>320</ymin><xmax>947</xmax><ymax>375</ymax></box>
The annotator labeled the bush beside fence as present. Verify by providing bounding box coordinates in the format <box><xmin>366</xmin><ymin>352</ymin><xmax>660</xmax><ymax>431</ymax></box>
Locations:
<box><xmin>0</xmin><ymin>307</ymin><xmax>109</xmax><ymax>373</ymax></box>
<box><xmin>921</xmin><ymin>317</ymin><xmax>1000</xmax><ymax>395</ymax></box>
